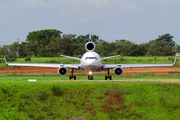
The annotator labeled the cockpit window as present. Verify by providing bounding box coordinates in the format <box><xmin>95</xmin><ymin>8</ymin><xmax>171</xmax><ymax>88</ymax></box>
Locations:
<box><xmin>85</xmin><ymin>57</ymin><xmax>97</xmax><ymax>60</ymax></box>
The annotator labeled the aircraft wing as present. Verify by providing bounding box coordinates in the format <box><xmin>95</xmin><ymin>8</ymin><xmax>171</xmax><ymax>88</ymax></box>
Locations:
<box><xmin>103</xmin><ymin>58</ymin><xmax>177</xmax><ymax>69</ymax></box>
<box><xmin>4</xmin><ymin>57</ymin><xmax>79</xmax><ymax>69</ymax></box>
<box><xmin>5</xmin><ymin>63</ymin><xmax>79</xmax><ymax>69</ymax></box>
<box><xmin>103</xmin><ymin>63</ymin><xmax>174</xmax><ymax>69</ymax></box>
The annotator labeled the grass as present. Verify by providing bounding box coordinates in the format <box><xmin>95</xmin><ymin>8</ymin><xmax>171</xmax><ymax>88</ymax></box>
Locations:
<box><xmin>0</xmin><ymin>72</ymin><xmax>180</xmax><ymax>82</ymax></box>
<box><xmin>1</xmin><ymin>81</ymin><xmax>180</xmax><ymax>119</ymax></box>
<box><xmin>0</xmin><ymin>56</ymin><xmax>180</xmax><ymax>119</ymax></box>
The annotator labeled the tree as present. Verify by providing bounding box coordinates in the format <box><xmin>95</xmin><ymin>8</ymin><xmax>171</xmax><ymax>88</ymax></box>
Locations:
<box><xmin>96</xmin><ymin>40</ymin><xmax>107</xmax><ymax>56</ymax></box>
<box><xmin>19</xmin><ymin>42</ymin><xmax>30</xmax><ymax>57</ymax></box>
<box><xmin>25</xmin><ymin>29</ymin><xmax>63</xmax><ymax>57</ymax></box>
<box><xmin>47</xmin><ymin>34</ymin><xmax>73</xmax><ymax>57</ymax></box>
<box><xmin>90</xmin><ymin>34</ymin><xmax>99</xmax><ymax>42</ymax></box>
<box><xmin>75</xmin><ymin>34</ymin><xmax>99</xmax><ymax>43</ymax></box>
<box><xmin>163</xmin><ymin>45</ymin><xmax>173</xmax><ymax>56</ymax></box>
<box><xmin>173</xmin><ymin>43</ymin><xmax>180</xmax><ymax>53</ymax></box>
<box><xmin>145</xmin><ymin>40</ymin><xmax>162</xmax><ymax>56</ymax></box>
<box><xmin>114</xmin><ymin>40</ymin><xmax>143</xmax><ymax>56</ymax></box>
<box><xmin>9</xmin><ymin>42</ymin><xmax>18</xmax><ymax>55</ymax></box>
<box><xmin>95</xmin><ymin>40</ymin><xmax>116</xmax><ymax>56</ymax></box>
<box><xmin>145</xmin><ymin>39</ymin><xmax>174</xmax><ymax>56</ymax></box>
<box><xmin>0</xmin><ymin>44</ymin><xmax>17</xmax><ymax>61</ymax></box>
<box><xmin>26</xmin><ymin>29</ymin><xmax>62</xmax><ymax>47</ymax></box>
<box><xmin>1</xmin><ymin>45</ymin><xmax>9</xmax><ymax>56</ymax></box>
<box><xmin>145</xmin><ymin>34</ymin><xmax>175</xmax><ymax>56</ymax></box>
<box><xmin>155</xmin><ymin>34</ymin><xmax>175</xmax><ymax>47</ymax></box>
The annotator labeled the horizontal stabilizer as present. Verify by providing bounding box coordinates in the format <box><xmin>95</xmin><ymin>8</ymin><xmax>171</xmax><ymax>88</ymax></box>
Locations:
<box><xmin>101</xmin><ymin>55</ymin><xmax>120</xmax><ymax>61</ymax></box>
<box><xmin>60</xmin><ymin>55</ymin><xmax>81</xmax><ymax>61</ymax></box>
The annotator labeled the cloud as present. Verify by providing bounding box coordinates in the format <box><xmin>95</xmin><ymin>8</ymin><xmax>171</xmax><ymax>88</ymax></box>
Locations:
<box><xmin>18</xmin><ymin>0</ymin><xmax>139</xmax><ymax>13</ymax></box>
<box><xmin>117</xmin><ymin>0</ymin><xmax>139</xmax><ymax>12</ymax></box>
<box><xmin>84</xmin><ymin>0</ymin><xmax>110</xmax><ymax>6</ymax></box>
<box><xmin>21</xmin><ymin>0</ymin><xmax>49</xmax><ymax>8</ymax></box>
<box><xmin>145</xmin><ymin>0</ymin><xmax>180</xmax><ymax>5</ymax></box>
<box><xmin>1</xmin><ymin>0</ymin><xmax>180</xmax><ymax>45</ymax></box>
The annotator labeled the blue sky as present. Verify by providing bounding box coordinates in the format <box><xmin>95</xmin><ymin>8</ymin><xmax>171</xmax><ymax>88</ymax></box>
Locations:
<box><xmin>0</xmin><ymin>0</ymin><xmax>180</xmax><ymax>46</ymax></box>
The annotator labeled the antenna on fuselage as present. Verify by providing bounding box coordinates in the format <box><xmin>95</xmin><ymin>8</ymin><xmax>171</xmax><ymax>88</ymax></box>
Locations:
<box><xmin>89</xmin><ymin>22</ymin><xmax>91</xmax><ymax>42</ymax></box>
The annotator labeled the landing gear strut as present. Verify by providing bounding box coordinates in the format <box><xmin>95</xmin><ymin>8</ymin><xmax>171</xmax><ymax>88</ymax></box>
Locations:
<box><xmin>105</xmin><ymin>68</ymin><xmax>112</xmax><ymax>80</ymax></box>
<box><xmin>88</xmin><ymin>75</ymin><xmax>93</xmax><ymax>80</ymax></box>
<box><xmin>69</xmin><ymin>68</ymin><xmax>76</xmax><ymax>80</ymax></box>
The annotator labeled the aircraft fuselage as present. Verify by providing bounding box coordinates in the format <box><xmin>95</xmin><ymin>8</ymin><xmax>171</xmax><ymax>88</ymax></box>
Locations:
<box><xmin>80</xmin><ymin>51</ymin><xmax>101</xmax><ymax>71</ymax></box>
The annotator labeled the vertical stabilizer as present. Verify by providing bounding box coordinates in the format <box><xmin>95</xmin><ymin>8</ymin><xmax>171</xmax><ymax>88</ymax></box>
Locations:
<box><xmin>89</xmin><ymin>22</ymin><xmax>91</xmax><ymax>42</ymax></box>
<box><xmin>85</xmin><ymin>22</ymin><xmax>95</xmax><ymax>51</ymax></box>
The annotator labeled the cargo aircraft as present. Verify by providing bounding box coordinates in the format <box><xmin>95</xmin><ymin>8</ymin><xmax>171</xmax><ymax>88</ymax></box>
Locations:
<box><xmin>4</xmin><ymin>26</ymin><xmax>177</xmax><ymax>80</ymax></box>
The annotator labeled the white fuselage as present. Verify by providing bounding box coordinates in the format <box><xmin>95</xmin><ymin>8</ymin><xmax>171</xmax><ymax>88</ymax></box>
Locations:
<box><xmin>80</xmin><ymin>51</ymin><xmax>101</xmax><ymax>71</ymax></box>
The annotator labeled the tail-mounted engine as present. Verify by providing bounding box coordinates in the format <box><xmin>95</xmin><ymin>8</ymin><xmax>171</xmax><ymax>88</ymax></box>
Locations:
<box><xmin>85</xmin><ymin>42</ymin><xmax>95</xmax><ymax>51</ymax></box>
<box><xmin>58</xmin><ymin>67</ymin><xmax>68</xmax><ymax>76</ymax></box>
<box><xmin>114</xmin><ymin>67</ymin><xmax>123</xmax><ymax>76</ymax></box>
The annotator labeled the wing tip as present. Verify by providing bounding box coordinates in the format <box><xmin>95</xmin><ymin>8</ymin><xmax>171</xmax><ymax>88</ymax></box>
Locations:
<box><xmin>4</xmin><ymin>56</ymin><xmax>7</xmax><ymax>64</ymax></box>
<box><xmin>173</xmin><ymin>57</ymin><xmax>177</xmax><ymax>65</ymax></box>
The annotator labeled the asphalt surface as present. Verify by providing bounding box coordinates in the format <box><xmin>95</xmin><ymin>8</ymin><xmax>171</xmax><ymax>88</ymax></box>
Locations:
<box><xmin>42</xmin><ymin>79</ymin><xmax>180</xmax><ymax>82</ymax></box>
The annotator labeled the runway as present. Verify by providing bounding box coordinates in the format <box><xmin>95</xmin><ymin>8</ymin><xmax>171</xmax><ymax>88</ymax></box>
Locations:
<box><xmin>43</xmin><ymin>79</ymin><xmax>180</xmax><ymax>82</ymax></box>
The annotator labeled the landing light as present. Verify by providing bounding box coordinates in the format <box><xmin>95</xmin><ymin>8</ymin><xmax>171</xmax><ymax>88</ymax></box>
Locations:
<box><xmin>89</xmin><ymin>71</ymin><xmax>92</xmax><ymax>75</ymax></box>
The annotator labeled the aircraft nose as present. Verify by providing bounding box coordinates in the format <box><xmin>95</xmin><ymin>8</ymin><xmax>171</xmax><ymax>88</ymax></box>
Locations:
<box><xmin>87</xmin><ymin>60</ymin><xmax>97</xmax><ymax>66</ymax></box>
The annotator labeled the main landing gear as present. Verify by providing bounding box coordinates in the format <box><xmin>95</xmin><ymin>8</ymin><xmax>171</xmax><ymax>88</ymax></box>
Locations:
<box><xmin>69</xmin><ymin>68</ymin><xmax>76</xmax><ymax>80</ymax></box>
<box><xmin>105</xmin><ymin>68</ymin><xmax>112</xmax><ymax>80</ymax></box>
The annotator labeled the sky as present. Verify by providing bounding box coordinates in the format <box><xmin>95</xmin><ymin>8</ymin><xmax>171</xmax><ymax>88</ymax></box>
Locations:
<box><xmin>0</xmin><ymin>0</ymin><xmax>180</xmax><ymax>46</ymax></box>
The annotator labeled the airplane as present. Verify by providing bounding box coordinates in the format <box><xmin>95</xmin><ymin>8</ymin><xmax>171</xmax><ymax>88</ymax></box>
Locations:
<box><xmin>4</xmin><ymin>26</ymin><xmax>177</xmax><ymax>80</ymax></box>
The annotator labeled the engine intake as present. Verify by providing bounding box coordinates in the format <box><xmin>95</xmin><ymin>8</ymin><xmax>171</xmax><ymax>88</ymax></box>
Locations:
<box><xmin>58</xmin><ymin>67</ymin><xmax>68</xmax><ymax>76</ymax></box>
<box><xmin>114</xmin><ymin>67</ymin><xmax>123</xmax><ymax>76</ymax></box>
<box><xmin>85</xmin><ymin>42</ymin><xmax>95</xmax><ymax>51</ymax></box>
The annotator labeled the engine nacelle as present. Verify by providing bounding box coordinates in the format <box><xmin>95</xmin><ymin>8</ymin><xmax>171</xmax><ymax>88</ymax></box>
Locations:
<box><xmin>85</xmin><ymin>42</ymin><xmax>95</xmax><ymax>51</ymax></box>
<box><xmin>58</xmin><ymin>67</ymin><xmax>68</xmax><ymax>76</ymax></box>
<box><xmin>114</xmin><ymin>67</ymin><xmax>123</xmax><ymax>76</ymax></box>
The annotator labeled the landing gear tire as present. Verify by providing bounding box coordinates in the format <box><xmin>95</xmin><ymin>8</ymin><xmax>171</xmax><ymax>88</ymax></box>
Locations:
<box><xmin>105</xmin><ymin>75</ymin><xmax>112</xmax><ymax>80</ymax></box>
<box><xmin>69</xmin><ymin>68</ymin><xmax>76</xmax><ymax>80</ymax></box>
<box><xmin>70</xmin><ymin>75</ymin><xmax>76</xmax><ymax>80</ymax></box>
<box><xmin>88</xmin><ymin>75</ymin><xmax>93</xmax><ymax>80</ymax></box>
<box><xmin>105</xmin><ymin>69</ymin><xmax>112</xmax><ymax>80</ymax></box>
<box><xmin>109</xmin><ymin>75</ymin><xmax>112</xmax><ymax>80</ymax></box>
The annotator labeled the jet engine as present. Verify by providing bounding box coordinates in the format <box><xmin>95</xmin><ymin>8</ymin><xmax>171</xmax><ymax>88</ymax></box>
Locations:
<box><xmin>114</xmin><ymin>67</ymin><xmax>123</xmax><ymax>76</ymax></box>
<box><xmin>58</xmin><ymin>67</ymin><xmax>68</xmax><ymax>76</ymax></box>
<box><xmin>85</xmin><ymin>42</ymin><xmax>95</xmax><ymax>51</ymax></box>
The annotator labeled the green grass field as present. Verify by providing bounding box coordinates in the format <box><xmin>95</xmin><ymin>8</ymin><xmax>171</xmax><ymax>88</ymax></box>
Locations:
<box><xmin>0</xmin><ymin>72</ymin><xmax>180</xmax><ymax>81</ymax></box>
<box><xmin>0</xmin><ymin>56</ymin><xmax>180</xmax><ymax>119</ymax></box>
<box><xmin>1</xmin><ymin>80</ymin><xmax>180</xmax><ymax>120</ymax></box>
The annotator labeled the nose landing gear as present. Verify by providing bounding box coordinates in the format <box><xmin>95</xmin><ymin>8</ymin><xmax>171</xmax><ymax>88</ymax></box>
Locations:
<box><xmin>88</xmin><ymin>75</ymin><xmax>93</xmax><ymax>80</ymax></box>
<box><xmin>88</xmin><ymin>71</ymin><xmax>93</xmax><ymax>80</ymax></box>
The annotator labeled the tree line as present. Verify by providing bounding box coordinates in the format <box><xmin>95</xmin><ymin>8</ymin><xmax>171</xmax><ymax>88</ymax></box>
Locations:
<box><xmin>0</xmin><ymin>29</ymin><xmax>180</xmax><ymax>61</ymax></box>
